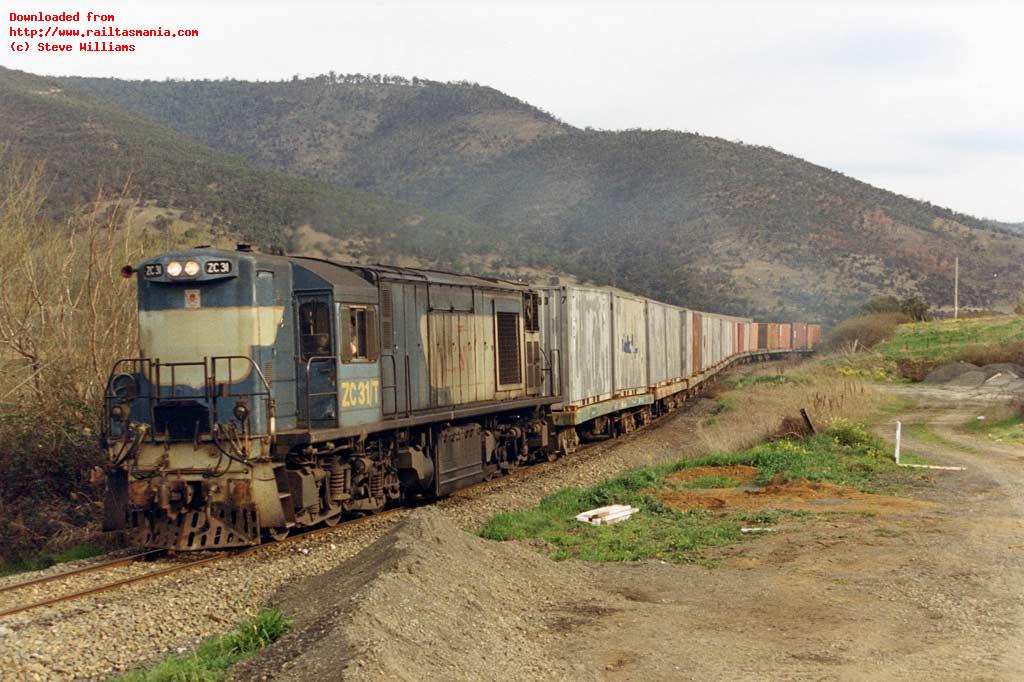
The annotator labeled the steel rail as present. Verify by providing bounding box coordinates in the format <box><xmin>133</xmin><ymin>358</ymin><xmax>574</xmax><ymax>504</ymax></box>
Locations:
<box><xmin>0</xmin><ymin>510</ymin><xmax>401</xmax><ymax>620</ymax></box>
<box><xmin>0</xmin><ymin>552</ymin><xmax>241</xmax><ymax>618</ymax></box>
<box><xmin>0</xmin><ymin>550</ymin><xmax>165</xmax><ymax>596</ymax></box>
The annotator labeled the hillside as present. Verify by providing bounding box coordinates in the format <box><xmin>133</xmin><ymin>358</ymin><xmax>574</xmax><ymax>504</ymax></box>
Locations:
<box><xmin>0</xmin><ymin>67</ymin><xmax>501</xmax><ymax>265</ymax></box>
<box><xmin>46</xmin><ymin>72</ymin><xmax>1024</xmax><ymax>319</ymax></box>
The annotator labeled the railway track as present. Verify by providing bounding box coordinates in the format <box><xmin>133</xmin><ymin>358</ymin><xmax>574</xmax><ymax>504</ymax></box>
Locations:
<box><xmin>0</xmin><ymin>510</ymin><xmax>402</xmax><ymax>620</ymax></box>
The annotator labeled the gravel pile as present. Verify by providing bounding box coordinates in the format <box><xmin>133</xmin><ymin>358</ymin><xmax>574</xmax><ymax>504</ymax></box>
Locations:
<box><xmin>922</xmin><ymin>362</ymin><xmax>981</xmax><ymax>384</ymax></box>
<box><xmin>923</xmin><ymin>362</ymin><xmax>1024</xmax><ymax>393</ymax></box>
<box><xmin>235</xmin><ymin>508</ymin><xmax>600</xmax><ymax>681</ymax></box>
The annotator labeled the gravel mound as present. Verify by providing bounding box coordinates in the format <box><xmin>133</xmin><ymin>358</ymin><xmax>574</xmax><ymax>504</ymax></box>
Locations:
<box><xmin>947</xmin><ymin>370</ymin><xmax>990</xmax><ymax>388</ymax></box>
<box><xmin>981</xmin><ymin>363</ymin><xmax>1024</xmax><ymax>378</ymax></box>
<box><xmin>922</xmin><ymin>362</ymin><xmax>980</xmax><ymax>384</ymax></box>
<box><xmin>983</xmin><ymin>372</ymin><xmax>1016</xmax><ymax>387</ymax></box>
<box><xmin>235</xmin><ymin>508</ymin><xmax>599</xmax><ymax>681</ymax></box>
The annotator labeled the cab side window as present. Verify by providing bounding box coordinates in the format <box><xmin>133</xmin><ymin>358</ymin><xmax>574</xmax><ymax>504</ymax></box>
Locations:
<box><xmin>299</xmin><ymin>300</ymin><xmax>332</xmax><ymax>360</ymax></box>
<box><xmin>341</xmin><ymin>305</ymin><xmax>378</xmax><ymax>362</ymax></box>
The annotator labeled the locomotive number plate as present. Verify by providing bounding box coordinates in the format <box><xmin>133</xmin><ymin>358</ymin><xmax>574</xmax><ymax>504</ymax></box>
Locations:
<box><xmin>143</xmin><ymin>263</ymin><xmax>163</xmax><ymax>278</ymax></box>
<box><xmin>205</xmin><ymin>260</ymin><xmax>232</xmax><ymax>275</ymax></box>
<box><xmin>340</xmin><ymin>380</ymin><xmax>380</xmax><ymax>409</ymax></box>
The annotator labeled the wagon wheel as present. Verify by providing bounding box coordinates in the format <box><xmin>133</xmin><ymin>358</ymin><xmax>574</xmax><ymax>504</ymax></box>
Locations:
<box><xmin>557</xmin><ymin>428</ymin><xmax>579</xmax><ymax>456</ymax></box>
<box><xmin>263</xmin><ymin>527</ymin><xmax>290</xmax><ymax>542</ymax></box>
<box><xmin>322</xmin><ymin>513</ymin><xmax>342</xmax><ymax>527</ymax></box>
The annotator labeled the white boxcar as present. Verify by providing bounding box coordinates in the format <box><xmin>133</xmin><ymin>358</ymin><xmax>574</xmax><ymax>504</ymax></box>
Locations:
<box><xmin>540</xmin><ymin>285</ymin><xmax>613</xmax><ymax>407</ymax></box>
<box><xmin>612</xmin><ymin>293</ymin><xmax>648</xmax><ymax>395</ymax></box>
<box><xmin>683</xmin><ymin>310</ymin><xmax>694</xmax><ymax>378</ymax></box>
<box><xmin>645</xmin><ymin>299</ymin><xmax>684</xmax><ymax>387</ymax></box>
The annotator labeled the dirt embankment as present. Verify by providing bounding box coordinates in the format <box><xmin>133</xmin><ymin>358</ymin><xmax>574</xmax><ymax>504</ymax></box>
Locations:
<box><xmin>234</xmin><ymin>508</ymin><xmax>602</xmax><ymax>681</ymax></box>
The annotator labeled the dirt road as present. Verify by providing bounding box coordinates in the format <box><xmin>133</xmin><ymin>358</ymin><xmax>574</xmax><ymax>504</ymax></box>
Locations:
<box><xmin>551</xmin><ymin>387</ymin><xmax>1024</xmax><ymax>680</ymax></box>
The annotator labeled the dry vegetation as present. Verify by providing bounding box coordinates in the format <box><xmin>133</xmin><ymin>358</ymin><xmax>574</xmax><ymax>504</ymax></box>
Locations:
<box><xmin>697</xmin><ymin>362</ymin><xmax>882</xmax><ymax>455</ymax></box>
<box><xmin>820</xmin><ymin>312</ymin><xmax>913</xmax><ymax>353</ymax></box>
<box><xmin>0</xmin><ymin>161</ymin><xmax>168</xmax><ymax>562</ymax></box>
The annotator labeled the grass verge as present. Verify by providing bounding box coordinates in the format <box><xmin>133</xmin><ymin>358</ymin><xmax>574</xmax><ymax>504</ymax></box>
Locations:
<box><xmin>965</xmin><ymin>413</ymin><xmax>1024</xmax><ymax>444</ymax></box>
<box><xmin>113</xmin><ymin>609</ymin><xmax>289</xmax><ymax>682</ymax></box>
<box><xmin>479</xmin><ymin>421</ymin><xmax>904</xmax><ymax>562</ymax></box>
<box><xmin>0</xmin><ymin>544</ymin><xmax>105</xmax><ymax>579</ymax></box>
<box><xmin>828</xmin><ymin>315</ymin><xmax>1024</xmax><ymax>380</ymax></box>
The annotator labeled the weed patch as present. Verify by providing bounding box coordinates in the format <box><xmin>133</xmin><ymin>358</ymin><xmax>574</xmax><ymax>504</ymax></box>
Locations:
<box><xmin>966</xmin><ymin>414</ymin><xmax>1024</xmax><ymax>444</ymax></box>
<box><xmin>113</xmin><ymin>609</ymin><xmax>289</xmax><ymax>682</ymax></box>
<box><xmin>479</xmin><ymin>423</ymin><xmax>905</xmax><ymax>562</ymax></box>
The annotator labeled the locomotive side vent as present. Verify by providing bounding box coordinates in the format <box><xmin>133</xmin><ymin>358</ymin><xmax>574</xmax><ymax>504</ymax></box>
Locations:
<box><xmin>380</xmin><ymin>284</ymin><xmax>393</xmax><ymax>349</ymax></box>
<box><xmin>496</xmin><ymin>312</ymin><xmax>521</xmax><ymax>386</ymax></box>
<box><xmin>525</xmin><ymin>293</ymin><xmax>540</xmax><ymax>332</ymax></box>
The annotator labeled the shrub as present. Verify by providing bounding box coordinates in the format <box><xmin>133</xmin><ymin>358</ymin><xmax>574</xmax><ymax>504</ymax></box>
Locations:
<box><xmin>0</xmin><ymin>160</ymin><xmax>169</xmax><ymax>562</ymax></box>
<box><xmin>822</xmin><ymin>312</ymin><xmax>911</xmax><ymax>352</ymax></box>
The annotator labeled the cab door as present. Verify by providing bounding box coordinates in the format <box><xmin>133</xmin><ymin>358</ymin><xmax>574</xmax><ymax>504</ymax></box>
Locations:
<box><xmin>295</xmin><ymin>292</ymin><xmax>338</xmax><ymax>428</ymax></box>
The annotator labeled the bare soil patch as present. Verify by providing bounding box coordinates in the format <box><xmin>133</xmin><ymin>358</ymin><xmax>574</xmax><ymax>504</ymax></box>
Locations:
<box><xmin>656</xmin><ymin>478</ymin><xmax>937</xmax><ymax>514</ymax></box>
<box><xmin>664</xmin><ymin>464</ymin><xmax>758</xmax><ymax>485</ymax></box>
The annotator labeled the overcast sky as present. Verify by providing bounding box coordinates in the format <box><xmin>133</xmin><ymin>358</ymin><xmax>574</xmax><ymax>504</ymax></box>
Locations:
<box><xmin>6</xmin><ymin>0</ymin><xmax>1022</xmax><ymax>221</ymax></box>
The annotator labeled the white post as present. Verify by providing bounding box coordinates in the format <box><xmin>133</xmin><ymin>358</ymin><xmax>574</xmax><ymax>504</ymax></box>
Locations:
<box><xmin>894</xmin><ymin>420</ymin><xmax>902</xmax><ymax>464</ymax></box>
<box><xmin>954</xmin><ymin>256</ymin><xmax>959</xmax><ymax>320</ymax></box>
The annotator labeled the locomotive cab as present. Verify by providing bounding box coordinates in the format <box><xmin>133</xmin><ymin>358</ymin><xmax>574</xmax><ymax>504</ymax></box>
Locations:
<box><xmin>103</xmin><ymin>246</ymin><xmax>296</xmax><ymax>549</ymax></box>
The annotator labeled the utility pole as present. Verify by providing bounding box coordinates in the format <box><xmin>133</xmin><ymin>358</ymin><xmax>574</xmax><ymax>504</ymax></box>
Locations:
<box><xmin>954</xmin><ymin>256</ymin><xmax>959</xmax><ymax>320</ymax></box>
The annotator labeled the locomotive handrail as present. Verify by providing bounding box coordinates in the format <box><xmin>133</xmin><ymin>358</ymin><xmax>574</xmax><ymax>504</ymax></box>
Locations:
<box><xmin>303</xmin><ymin>355</ymin><xmax>338</xmax><ymax>429</ymax></box>
<box><xmin>380</xmin><ymin>353</ymin><xmax>399</xmax><ymax>417</ymax></box>
<box><xmin>103</xmin><ymin>355</ymin><xmax>275</xmax><ymax>443</ymax></box>
<box><xmin>404</xmin><ymin>354</ymin><xmax>412</xmax><ymax>417</ymax></box>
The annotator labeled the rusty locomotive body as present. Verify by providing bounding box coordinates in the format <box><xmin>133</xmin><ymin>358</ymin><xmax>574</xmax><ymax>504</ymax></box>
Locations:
<box><xmin>102</xmin><ymin>246</ymin><xmax>819</xmax><ymax>550</ymax></box>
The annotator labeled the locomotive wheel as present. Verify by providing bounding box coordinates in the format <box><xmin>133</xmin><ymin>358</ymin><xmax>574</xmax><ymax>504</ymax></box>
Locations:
<box><xmin>263</xmin><ymin>527</ymin><xmax>290</xmax><ymax>542</ymax></box>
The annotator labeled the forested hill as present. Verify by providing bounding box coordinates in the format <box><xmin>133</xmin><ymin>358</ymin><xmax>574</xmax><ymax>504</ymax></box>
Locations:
<box><xmin>24</xmin><ymin>70</ymin><xmax>1024</xmax><ymax>319</ymax></box>
<box><xmin>0</xmin><ymin>67</ymin><xmax>501</xmax><ymax>262</ymax></box>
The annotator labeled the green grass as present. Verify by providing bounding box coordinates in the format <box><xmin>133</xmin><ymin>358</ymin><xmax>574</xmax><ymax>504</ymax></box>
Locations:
<box><xmin>829</xmin><ymin>315</ymin><xmax>1024</xmax><ymax>379</ymax></box>
<box><xmin>875</xmin><ymin>316</ymin><xmax>1024</xmax><ymax>362</ymax></box>
<box><xmin>965</xmin><ymin>414</ymin><xmax>1024</xmax><ymax>443</ymax></box>
<box><xmin>113</xmin><ymin>609</ymin><xmax>289</xmax><ymax>682</ymax></box>
<box><xmin>0</xmin><ymin>544</ymin><xmax>105</xmax><ymax>578</ymax></box>
<box><xmin>478</xmin><ymin>422</ymin><xmax>903</xmax><ymax>562</ymax></box>
<box><xmin>728</xmin><ymin>374</ymin><xmax>801</xmax><ymax>390</ymax></box>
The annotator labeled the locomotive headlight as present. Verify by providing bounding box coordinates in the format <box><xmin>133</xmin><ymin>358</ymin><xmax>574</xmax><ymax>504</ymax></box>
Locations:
<box><xmin>183</xmin><ymin>260</ymin><xmax>200</xmax><ymax>276</ymax></box>
<box><xmin>233</xmin><ymin>402</ymin><xmax>249</xmax><ymax>422</ymax></box>
<box><xmin>166</xmin><ymin>261</ymin><xmax>183</xmax><ymax>277</ymax></box>
<box><xmin>110</xmin><ymin>404</ymin><xmax>125</xmax><ymax>420</ymax></box>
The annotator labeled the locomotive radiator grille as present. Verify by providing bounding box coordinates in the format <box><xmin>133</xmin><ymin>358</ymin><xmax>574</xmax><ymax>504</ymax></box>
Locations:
<box><xmin>496</xmin><ymin>312</ymin><xmax>521</xmax><ymax>385</ymax></box>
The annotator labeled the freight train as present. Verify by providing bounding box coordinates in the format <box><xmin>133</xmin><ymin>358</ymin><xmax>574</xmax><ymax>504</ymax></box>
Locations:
<box><xmin>101</xmin><ymin>245</ymin><xmax>820</xmax><ymax>550</ymax></box>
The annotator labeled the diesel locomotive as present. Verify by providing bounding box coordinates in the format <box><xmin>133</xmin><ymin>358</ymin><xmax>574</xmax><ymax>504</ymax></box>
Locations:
<box><xmin>101</xmin><ymin>245</ymin><xmax>818</xmax><ymax>550</ymax></box>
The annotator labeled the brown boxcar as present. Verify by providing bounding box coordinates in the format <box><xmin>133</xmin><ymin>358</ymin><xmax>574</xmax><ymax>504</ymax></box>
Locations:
<box><xmin>756</xmin><ymin>323</ymin><xmax>768</xmax><ymax>350</ymax></box>
<box><xmin>808</xmin><ymin>324</ymin><xmax>822</xmax><ymax>349</ymax></box>
<box><xmin>792</xmin><ymin>322</ymin><xmax>808</xmax><ymax>350</ymax></box>
<box><xmin>779</xmin><ymin>323</ymin><xmax>792</xmax><ymax>350</ymax></box>
<box><xmin>767</xmin><ymin>323</ymin><xmax>780</xmax><ymax>350</ymax></box>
